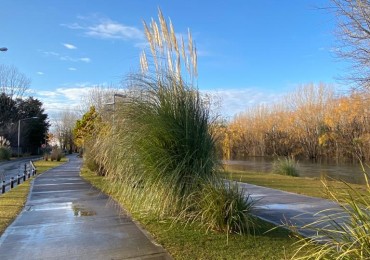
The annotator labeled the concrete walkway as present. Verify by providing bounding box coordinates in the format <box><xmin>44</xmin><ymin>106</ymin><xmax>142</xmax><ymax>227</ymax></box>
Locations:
<box><xmin>238</xmin><ymin>181</ymin><xmax>347</xmax><ymax>237</ymax></box>
<box><xmin>0</xmin><ymin>155</ymin><xmax>171</xmax><ymax>260</ymax></box>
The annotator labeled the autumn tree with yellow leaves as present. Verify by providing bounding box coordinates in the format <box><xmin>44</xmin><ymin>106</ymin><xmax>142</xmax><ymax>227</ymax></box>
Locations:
<box><xmin>220</xmin><ymin>83</ymin><xmax>370</xmax><ymax>162</ymax></box>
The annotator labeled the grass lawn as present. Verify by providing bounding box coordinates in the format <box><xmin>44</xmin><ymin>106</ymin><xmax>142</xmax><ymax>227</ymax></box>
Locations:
<box><xmin>222</xmin><ymin>169</ymin><xmax>368</xmax><ymax>201</ymax></box>
<box><xmin>0</xmin><ymin>158</ymin><xmax>67</xmax><ymax>235</ymax></box>
<box><xmin>81</xmin><ymin>168</ymin><xmax>302</xmax><ymax>259</ymax></box>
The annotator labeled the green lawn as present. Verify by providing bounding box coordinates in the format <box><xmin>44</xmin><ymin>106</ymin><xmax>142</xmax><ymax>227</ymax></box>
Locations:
<box><xmin>81</xmin><ymin>168</ymin><xmax>302</xmax><ymax>259</ymax></box>
<box><xmin>222</xmin><ymin>169</ymin><xmax>368</xmax><ymax>201</ymax></box>
<box><xmin>0</xmin><ymin>158</ymin><xmax>66</xmax><ymax>235</ymax></box>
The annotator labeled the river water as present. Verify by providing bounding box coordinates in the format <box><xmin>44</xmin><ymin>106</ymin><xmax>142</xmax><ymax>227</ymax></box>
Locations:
<box><xmin>223</xmin><ymin>157</ymin><xmax>368</xmax><ymax>185</ymax></box>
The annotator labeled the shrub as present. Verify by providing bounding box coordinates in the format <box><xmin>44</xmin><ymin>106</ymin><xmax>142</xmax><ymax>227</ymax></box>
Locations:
<box><xmin>50</xmin><ymin>148</ymin><xmax>63</xmax><ymax>161</ymax></box>
<box><xmin>272</xmin><ymin>157</ymin><xmax>299</xmax><ymax>177</ymax></box>
<box><xmin>41</xmin><ymin>145</ymin><xmax>52</xmax><ymax>161</ymax></box>
<box><xmin>0</xmin><ymin>147</ymin><xmax>11</xmax><ymax>161</ymax></box>
<box><xmin>0</xmin><ymin>136</ymin><xmax>11</xmax><ymax>161</ymax></box>
<box><xmin>193</xmin><ymin>180</ymin><xmax>255</xmax><ymax>242</ymax></box>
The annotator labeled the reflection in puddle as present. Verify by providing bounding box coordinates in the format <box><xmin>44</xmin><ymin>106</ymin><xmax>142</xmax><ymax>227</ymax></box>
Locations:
<box><xmin>72</xmin><ymin>204</ymin><xmax>96</xmax><ymax>217</ymax></box>
<box><xmin>27</xmin><ymin>202</ymin><xmax>96</xmax><ymax>217</ymax></box>
<box><xmin>255</xmin><ymin>203</ymin><xmax>312</xmax><ymax>210</ymax></box>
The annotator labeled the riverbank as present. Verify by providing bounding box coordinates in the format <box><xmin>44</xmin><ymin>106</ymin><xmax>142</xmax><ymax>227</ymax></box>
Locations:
<box><xmin>223</xmin><ymin>158</ymin><xmax>366</xmax><ymax>185</ymax></box>
<box><xmin>223</xmin><ymin>169</ymin><xmax>368</xmax><ymax>201</ymax></box>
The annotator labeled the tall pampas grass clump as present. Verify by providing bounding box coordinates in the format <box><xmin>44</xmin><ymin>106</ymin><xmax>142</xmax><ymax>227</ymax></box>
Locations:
<box><xmin>273</xmin><ymin>157</ymin><xmax>299</xmax><ymax>177</ymax></box>
<box><xmin>93</xmin><ymin>73</ymin><xmax>219</xmax><ymax>216</ymax></box>
<box><xmin>90</xmin><ymin>8</ymin><xmax>255</xmax><ymax>235</ymax></box>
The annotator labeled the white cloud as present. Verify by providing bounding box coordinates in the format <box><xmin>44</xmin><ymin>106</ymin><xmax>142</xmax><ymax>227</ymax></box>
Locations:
<box><xmin>56</xmin><ymin>87</ymin><xmax>93</xmax><ymax>101</ymax></box>
<box><xmin>79</xmin><ymin>57</ymin><xmax>91</xmax><ymax>63</ymax></box>
<box><xmin>63</xmin><ymin>43</ymin><xmax>77</xmax><ymax>49</ymax></box>
<box><xmin>68</xmin><ymin>67</ymin><xmax>77</xmax><ymax>71</ymax></box>
<box><xmin>63</xmin><ymin>17</ymin><xmax>144</xmax><ymax>41</ymax></box>
<box><xmin>42</xmin><ymin>51</ymin><xmax>60</xmax><ymax>57</ymax></box>
<box><xmin>37</xmin><ymin>90</ymin><xmax>58</xmax><ymax>97</ymax></box>
<box><xmin>42</xmin><ymin>50</ymin><xmax>91</xmax><ymax>63</ymax></box>
<box><xmin>201</xmin><ymin>88</ymin><xmax>283</xmax><ymax>118</ymax></box>
<box><xmin>34</xmin><ymin>85</ymin><xmax>94</xmax><ymax>118</ymax></box>
<box><xmin>37</xmin><ymin>71</ymin><xmax>44</xmax><ymax>75</ymax></box>
<box><xmin>87</xmin><ymin>20</ymin><xmax>143</xmax><ymax>40</ymax></box>
<box><xmin>61</xmin><ymin>22</ymin><xmax>83</xmax><ymax>30</ymax></box>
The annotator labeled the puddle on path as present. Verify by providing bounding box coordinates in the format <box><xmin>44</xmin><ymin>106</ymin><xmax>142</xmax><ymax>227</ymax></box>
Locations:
<box><xmin>72</xmin><ymin>204</ymin><xmax>96</xmax><ymax>217</ymax></box>
<box><xmin>28</xmin><ymin>202</ymin><xmax>96</xmax><ymax>217</ymax></box>
<box><xmin>255</xmin><ymin>203</ymin><xmax>313</xmax><ymax>211</ymax></box>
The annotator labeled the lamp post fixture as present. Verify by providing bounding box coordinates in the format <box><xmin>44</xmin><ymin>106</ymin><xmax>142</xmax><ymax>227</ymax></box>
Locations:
<box><xmin>0</xmin><ymin>47</ymin><xmax>8</xmax><ymax>52</ymax></box>
<box><xmin>105</xmin><ymin>93</ymin><xmax>127</xmax><ymax>126</ymax></box>
<box><xmin>18</xmin><ymin>117</ymin><xmax>38</xmax><ymax>157</ymax></box>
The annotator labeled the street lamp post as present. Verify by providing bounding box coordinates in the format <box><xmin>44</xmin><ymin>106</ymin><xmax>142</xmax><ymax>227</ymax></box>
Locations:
<box><xmin>18</xmin><ymin>117</ymin><xmax>38</xmax><ymax>157</ymax></box>
<box><xmin>105</xmin><ymin>93</ymin><xmax>127</xmax><ymax>126</ymax></box>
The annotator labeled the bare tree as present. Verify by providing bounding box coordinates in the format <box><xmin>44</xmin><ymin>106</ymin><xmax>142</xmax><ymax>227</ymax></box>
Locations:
<box><xmin>52</xmin><ymin>110</ymin><xmax>78</xmax><ymax>153</ymax></box>
<box><xmin>0</xmin><ymin>64</ymin><xmax>31</xmax><ymax>99</ymax></box>
<box><xmin>79</xmin><ymin>84</ymin><xmax>121</xmax><ymax>113</ymax></box>
<box><xmin>331</xmin><ymin>0</ymin><xmax>370</xmax><ymax>89</ymax></box>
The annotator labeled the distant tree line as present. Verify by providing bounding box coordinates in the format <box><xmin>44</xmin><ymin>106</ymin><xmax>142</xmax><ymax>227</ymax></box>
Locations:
<box><xmin>218</xmin><ymin>84</ymin><xmax>370</xmax><ymax>162</ymax></box>
<box><xmin>0</xmin><ymin>64</ymin><xmax>49</xmax><ymax>155</ymax></box>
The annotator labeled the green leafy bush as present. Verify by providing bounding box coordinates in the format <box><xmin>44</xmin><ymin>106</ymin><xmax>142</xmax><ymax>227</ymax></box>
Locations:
<box><xmin>0</xmin><ymin>147</ymin><xmax>11</xmax><ymax>161</ymax></box>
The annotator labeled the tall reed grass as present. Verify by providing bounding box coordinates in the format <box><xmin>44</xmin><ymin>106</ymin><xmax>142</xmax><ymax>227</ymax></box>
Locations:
<box><xmin>292</xmin><ymin>163</ymin><xmax>370</xmax><ymax>259</ymax></box>
<box><xmin>94</xmin><ymin>75</ymin><xmax>218</xmax><ymax>214</ymax></box>
<box><xmin>273</xmin><ymin>157</ymin><xmax>299</xmax><ymax>177</ymax></box>
<box><xmin>88</xmin><ymin>8</ymin><xmax>255</xmax><ymax>236</ymax></box>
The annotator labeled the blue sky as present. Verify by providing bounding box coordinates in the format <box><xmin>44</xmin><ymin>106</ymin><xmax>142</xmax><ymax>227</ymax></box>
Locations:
<box><xmin>0</xmin><ymin>0</ymin><xmax>347</xmax><ymax>120</ymax></box>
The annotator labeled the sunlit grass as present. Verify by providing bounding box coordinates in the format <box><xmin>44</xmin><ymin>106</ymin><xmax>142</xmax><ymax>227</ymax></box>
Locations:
<box><xmin>223</xmin><ymin>169</ymin><xmax>368</xmax><ymax>201</ymax></box>
<box><xmin>0</xmin><ymin>158</ymin><xmax>66</xmax><ymax>235</ymax></box>
<box><xmin>0</xmin><ymin>182</ymin><xmax>30</xmax><ymax>234</ymax></box>
<box><xmin>33</xmin><ymin>157</ymin><xmax>67</xmax><ymax>172</ymax></box>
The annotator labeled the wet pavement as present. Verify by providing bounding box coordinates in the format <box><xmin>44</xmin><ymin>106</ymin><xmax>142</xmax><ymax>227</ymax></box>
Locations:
<box><xmin>0</xmin><ymin>155</ymin><xmax>171</xmax><ymax>260</ymax></box>
<box><xmin>237</xmin><ymin>182</ymin><xmax>348</xmax><ymax>238</ymax></box>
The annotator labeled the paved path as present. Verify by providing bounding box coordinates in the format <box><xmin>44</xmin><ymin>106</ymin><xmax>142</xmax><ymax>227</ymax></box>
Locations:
<box><xmin>237</xmin><ymin>182</ymin><xmax>347</xmax><ymax>238</ymax></box>
<box><xmin>0</xmin><ymin>155</ymin><xmax>171</xmax><ymax>260</ymax></box>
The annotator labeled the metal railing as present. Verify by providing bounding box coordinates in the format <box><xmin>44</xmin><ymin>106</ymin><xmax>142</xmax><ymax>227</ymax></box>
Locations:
<box><xmin>1</xmin><ymin>160</ymin><xmax>38</xmax><ymax>194</ymax></box>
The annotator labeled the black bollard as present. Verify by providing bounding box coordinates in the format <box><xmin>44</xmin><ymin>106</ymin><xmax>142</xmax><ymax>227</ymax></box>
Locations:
<box><xmin>17</xmin><ymin>175</ymin><xmax>20</xmax><ymax>185</ymax></box>
<box><xmin>10</xmin><ymin>177</ymin><xmax>14</xmax><ymax>189</ymax></box>
<box><xmin>23</xmin><ymin>173</ymin><xmax>26</xmax><ymax>181</ymax></box>
<box><xmin>2</xmin><ymin>181</ymin><xmax>5</xmax><ymax>194</ymax></box>
<box><xmin>24</xmin><ymin>163</ymin><xmax>27</xmax><ymax>175</ymax></box>
<box><xmin>28</xmin><ymin>171</ymin><xmax>30</xmax><ymax>178</ymax></box>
